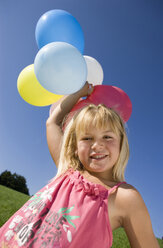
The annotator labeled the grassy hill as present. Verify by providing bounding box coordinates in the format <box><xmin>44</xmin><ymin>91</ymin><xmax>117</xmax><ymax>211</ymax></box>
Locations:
<box><xmin>0</xmin><ymin>185</ymin><xmax>30</xmax><ymax>227</ymax></box>
<box><xmin>112</xmin><ymin>228</ymin><xmax>163</xmax><ymax>248</ymax></box>
<box><xmin>0</xmin><ymin>185</ymin><xmax>162</xmax><ymax>247</ymax></box>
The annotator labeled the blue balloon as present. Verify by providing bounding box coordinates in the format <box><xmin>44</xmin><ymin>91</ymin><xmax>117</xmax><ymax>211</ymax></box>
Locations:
<box><xmin>34</xmin><ymin>42</ymin><xmax>87</xmax><ymax>95</ymax></box>
<box><xmin>35</xmin><ymin>9</ymin><xmax>85</xmax><ymax>54</ymax></box>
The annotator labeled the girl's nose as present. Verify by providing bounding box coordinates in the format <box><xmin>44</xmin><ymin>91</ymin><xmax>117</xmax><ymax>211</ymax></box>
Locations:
<box><xmin>91</xmin><ymin>140</ymin><xmax>104</xmax><ymax>150</ymax></box>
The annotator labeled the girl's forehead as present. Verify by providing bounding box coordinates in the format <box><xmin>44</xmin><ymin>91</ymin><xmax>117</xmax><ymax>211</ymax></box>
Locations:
<box><xmin>75</xmin><ymin>109</ymin><xmax>121</xmax><ymax>136</ymax></box>
<box><xmin>76</xmin><ymin>123</ymin><xmax>116</xmax><ymax>135</ymax></box>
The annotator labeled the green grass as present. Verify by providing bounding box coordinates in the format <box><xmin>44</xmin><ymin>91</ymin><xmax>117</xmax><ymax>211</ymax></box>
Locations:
<box><xmin>0</xmin><ymin>185</ymin><xmax>162</xmax><ymax>247</ymax></box>
<box><xmin>0</xmin><ymin>184</ymin><xmax>30</xmax><ymax>227</ymax></box>
<box><xmin>112</xmin><ymin>228</ymin><xmax>130</xmax><ymax>247</ymax></box>
<box><xmin>112</xmin><ymin>228</ymin><xmax>163</xmax><ymax>248</ymax></box>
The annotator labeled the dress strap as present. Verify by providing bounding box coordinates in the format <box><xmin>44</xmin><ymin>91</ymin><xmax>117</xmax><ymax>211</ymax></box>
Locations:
<box><xmin>108</xmin><ymin>182</ymin><xmax>126</xmax><ymax>195</ymax></box>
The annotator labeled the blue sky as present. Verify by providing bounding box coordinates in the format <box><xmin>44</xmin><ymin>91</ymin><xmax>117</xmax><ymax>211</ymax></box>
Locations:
<box><xmin>0</xmin><ymin>0</ymin><xmax>163</xmax><ymax>239</ymax></box>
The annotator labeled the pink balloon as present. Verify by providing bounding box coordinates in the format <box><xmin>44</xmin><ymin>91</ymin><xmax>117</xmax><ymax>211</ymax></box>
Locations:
<box><xmin>70</xmin><ymin>85</ymin><xmax>132</xmax><ymax>122</ymax></box>
<box><xmin>50</xmin><ymin>85</ymin><xmax>132</xmax><ymax>131</ymax></box>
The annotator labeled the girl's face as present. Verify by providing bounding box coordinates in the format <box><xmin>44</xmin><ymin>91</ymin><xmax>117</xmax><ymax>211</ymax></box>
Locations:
<box><xmin>76</xmin><ymin>124</ymin><xmax>121</xmax><ymax>179</ymax></box>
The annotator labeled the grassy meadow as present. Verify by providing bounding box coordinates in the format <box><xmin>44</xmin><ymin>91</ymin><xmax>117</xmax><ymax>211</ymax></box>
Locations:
<box><xmin>0</xmin><ymin>185</ymin><xmax>30</xmax><ymax>227</ymax></box>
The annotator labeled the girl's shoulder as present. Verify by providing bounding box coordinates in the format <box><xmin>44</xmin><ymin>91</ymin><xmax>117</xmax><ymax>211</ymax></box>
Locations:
<box><xmin>115</xmin><ymin>183</ymin><xmax>143</xmax><ymax>206</ymax></box>
<box><xmin>107</xmin><ymin>183</ymin><xmax>142</xmax><ymax>231</ymax></box>
<box><xmin>114</xmin><ymin>183</ymin><xmax>147</xmax><ymax>220</ymax></box>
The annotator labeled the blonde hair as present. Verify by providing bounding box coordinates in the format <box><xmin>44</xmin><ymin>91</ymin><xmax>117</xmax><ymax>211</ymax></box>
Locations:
<box><xmin>56</xmin><ymin>104</ymin><xmax>129</xmax><ymax>182</ymax></box>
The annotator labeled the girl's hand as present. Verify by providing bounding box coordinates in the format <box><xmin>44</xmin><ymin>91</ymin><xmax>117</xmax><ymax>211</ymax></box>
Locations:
<box><xmin>77</xmin><ymin>81</ymin><xmax>94</xmax><ymax>98</ymax></box>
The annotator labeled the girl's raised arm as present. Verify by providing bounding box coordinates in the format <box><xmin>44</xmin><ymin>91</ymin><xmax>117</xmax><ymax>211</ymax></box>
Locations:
<box><xmin>46</xmin><ymin>82</ymin><xmax>93</xmax><ymax>167</ymax></box>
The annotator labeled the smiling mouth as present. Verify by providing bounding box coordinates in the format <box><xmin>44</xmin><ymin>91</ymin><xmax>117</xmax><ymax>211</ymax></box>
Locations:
<box><xmin>90</xmin><ymin>155</ymin><xmax>108</xmax><ymax>160</ymax></box>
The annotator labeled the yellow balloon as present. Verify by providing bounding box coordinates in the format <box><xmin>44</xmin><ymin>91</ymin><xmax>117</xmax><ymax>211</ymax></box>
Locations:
<box><xmin>17</xmin><ymin>64</ymin><xmax>63</xmax><ymax>106</ymax></box>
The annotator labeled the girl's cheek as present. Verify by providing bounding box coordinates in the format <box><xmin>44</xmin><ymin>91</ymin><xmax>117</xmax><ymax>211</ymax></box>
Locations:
<box><xmin>108</xmin><ymin>139</ymin><xmax>119</xmax><ymax>147</ymax></box>
<box><xmin>78</xmin><ymin>141</ymin><xmax>88</xmax><ymax>148</ymax></box>
<box><xmin>77</xmin><ymin>141</ymin><xmax>83</xmax><ymax>149</ymax></box>
<box><xmin>80</xmin><ymin>145</ymin><xmax>88</xmax><ymax>152</ymax></box>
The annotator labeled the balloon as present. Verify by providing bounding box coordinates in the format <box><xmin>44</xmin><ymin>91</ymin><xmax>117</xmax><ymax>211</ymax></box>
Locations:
<box><xmin>35</xmin><ymin>9</ymin><xmax>84</xmax><ymax>54</ymax></box>
<box><xmin>17</xmin><ymin>64</ymin><xmax>63</xmax><ymax>106</ymax></box>
<box><xmin>84</xmin><ymin>56</ymin><xmax>104</xmax><ymax>85</ymax></box>
<box><xmin>34</xmin><ymin>42</ymin><xmax>87</xmax><ymax>95</ymax></box>
<box><xmin>69</xmin><ymin>85</ymin><xmax>132</xmax><ymax>123</ymax></box>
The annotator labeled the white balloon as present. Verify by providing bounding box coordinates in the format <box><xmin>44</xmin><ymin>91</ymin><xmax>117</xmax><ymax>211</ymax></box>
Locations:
<box><xmin>84</xmin><ymin>56</ymin><xmax>104</xmax><ymax>85</ymax></box>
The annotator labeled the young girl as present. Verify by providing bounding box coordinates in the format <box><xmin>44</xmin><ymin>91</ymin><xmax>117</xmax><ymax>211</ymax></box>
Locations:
<box><xmin>0</xmin><ymin>83</ymin><xmax>159</xmax><ymax>247</ymax></box>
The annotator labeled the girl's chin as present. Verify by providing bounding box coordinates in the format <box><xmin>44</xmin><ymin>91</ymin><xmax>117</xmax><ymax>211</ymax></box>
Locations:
<box><xmin>86</xmin><ymin>165</ymin><xmax>112</xmax><ymax>173</ymax></box>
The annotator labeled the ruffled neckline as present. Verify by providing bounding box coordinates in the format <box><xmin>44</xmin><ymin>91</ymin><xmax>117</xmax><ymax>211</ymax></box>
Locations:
<box><xmin>67</xmin><ymin>169</ymin><xmax>109</xmax><ymax>199</ymax></box>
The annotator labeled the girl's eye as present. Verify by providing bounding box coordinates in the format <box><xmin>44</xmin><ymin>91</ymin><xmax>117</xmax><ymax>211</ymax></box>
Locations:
<box><xmin>103</xmin><ymin>135</ymin><xmax>112</xmax><ymax>139</ymax></box>
<box><xmin>82</xmin><ymin>137</ymin><xmax>92</xmax><ymax>141</ymax></box>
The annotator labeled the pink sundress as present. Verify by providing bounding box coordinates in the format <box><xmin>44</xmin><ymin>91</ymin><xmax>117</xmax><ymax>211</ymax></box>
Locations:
<box><xmin>0</xmin><ymin>169</ymin><xmax>126</xmax><ymax>248</ymax></box>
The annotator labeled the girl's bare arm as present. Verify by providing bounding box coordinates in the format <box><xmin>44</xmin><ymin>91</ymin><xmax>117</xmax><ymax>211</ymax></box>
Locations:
<box><xmin>120</xmin><ymin>186</ymin><xmax>159</xmax><ymax>248</ymax></box>
<box><xmin>46</xmin><ymin>82</ymin><xmax>93</xmax><ymax>166</ymax></box>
